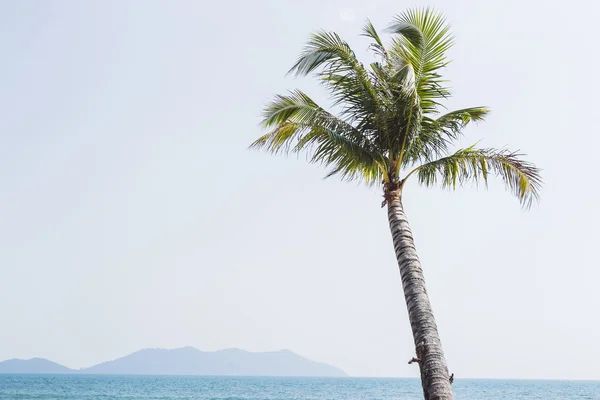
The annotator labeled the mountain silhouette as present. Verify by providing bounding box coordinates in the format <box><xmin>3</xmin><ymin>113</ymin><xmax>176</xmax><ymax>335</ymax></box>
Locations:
<box><xmin>0</xmin><ymin>347</ymin><xmax>347</xmax><ymax>377</ymax></box>
<box><xmin>0</xmin><ymin>358</ymin><xmax>73</xmax><ymax>374</ymax></box>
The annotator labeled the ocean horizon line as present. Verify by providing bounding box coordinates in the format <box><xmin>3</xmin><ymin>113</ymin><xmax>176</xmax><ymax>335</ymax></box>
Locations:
<box><xmin>0</xmin><ymin>372</ymin><xmax>598</xmax><ymax>382</ymax></box>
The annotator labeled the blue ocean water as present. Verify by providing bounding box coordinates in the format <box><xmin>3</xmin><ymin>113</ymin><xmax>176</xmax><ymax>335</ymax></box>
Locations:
<box><xmin>0</xmin><ymin>375</ymin><xmax>598</xmax><ymax>400</ymax></box>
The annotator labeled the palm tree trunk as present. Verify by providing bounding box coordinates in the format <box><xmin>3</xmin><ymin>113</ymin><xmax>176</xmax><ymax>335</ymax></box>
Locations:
<box><xmin>387</xmin><ymin>196</ymin><xmax>453</xmax><ymax>400</ymax></box>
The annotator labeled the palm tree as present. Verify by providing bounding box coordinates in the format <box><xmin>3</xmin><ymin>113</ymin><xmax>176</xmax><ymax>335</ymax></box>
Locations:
<box><xmin>250</xmin><ymin>8</ymin><xmax>541</xmax><ymax>400</ymax></box>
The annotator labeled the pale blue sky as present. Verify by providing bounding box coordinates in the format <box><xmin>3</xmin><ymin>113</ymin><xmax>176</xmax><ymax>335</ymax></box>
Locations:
<box><xmin>1</xmin><ymin>0</ymin><xmax>598</xmax><ymax>380</ymax></box>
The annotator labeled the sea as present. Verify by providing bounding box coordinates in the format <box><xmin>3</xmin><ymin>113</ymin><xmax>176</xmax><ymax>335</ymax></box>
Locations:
<box><xmin>0</xmin><ymin>375</ymin><xmax>598</xmax><ymax>400</ymax></box>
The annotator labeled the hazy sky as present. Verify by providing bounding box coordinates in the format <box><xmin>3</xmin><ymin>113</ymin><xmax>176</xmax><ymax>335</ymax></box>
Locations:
<box><xmin>1</xmin><ymin>0</ymin><xmax>599</xmax><ymax>380</ymax></box>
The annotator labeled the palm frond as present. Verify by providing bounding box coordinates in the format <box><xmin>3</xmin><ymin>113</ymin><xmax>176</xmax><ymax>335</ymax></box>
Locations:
<box><xmin>387</xmin><ymin>8</ymin><xmax>454</xmax><ymax>112</ymax></box>
<box><xmin>434</xmin><ymin>107</ymin><xmax>489</xmax><ymax>133</ymax></box>
<box><xmin>259</xmin><ymin>90</ymin><xmax>361</xmax><ymax>137</ymax></box>
<box><xmin>288</xmin><ymin>31</ymin><xmax>384</xmax><ymax>139</ymax></box>
<box><xmin>250</xmin><ymin>90</ymin><xmax>387</xmax><ymax>184</ymax></box>
<box><xmin>410</xmin><ymin>145</ymin><xmax>542</xmax><ymax>208</ymax></box>
<box><xmin>300</xmin><ymin>126</ymin><xmax>385</xmax><ymax>184</ymax></box>
<box><xmin>288</xmin><ymin>30</ymin><xmax>363</xmax><ymax>77</ymax></box>
<box><xmin>362</xmin><ymin>19</ymin><xmax>387</xmax><ymax>60</ymax></box>
<box><xmin>387</xmin><ymin>12</ymin><xmax>424</xmax><ymax>50</ymax></box>
<box><xmin>403</xmin><ymin>106</ymin><xmax>490</xmax><ymax>165</ymax></box>
<box><xmin>250</xmin><ymin>122</ymin><xmax>303</xmax><ymax>155</ymax></box>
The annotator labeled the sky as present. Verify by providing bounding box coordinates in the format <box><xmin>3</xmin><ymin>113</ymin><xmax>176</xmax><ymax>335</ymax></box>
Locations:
<box><xmin>0</xmin><ymin>0</ymin><xmax>599</xmax><ymax>381</ymax></box>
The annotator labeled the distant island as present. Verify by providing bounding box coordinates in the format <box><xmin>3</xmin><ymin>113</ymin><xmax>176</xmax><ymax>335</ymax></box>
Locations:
<box><xmin>0</xmin><ymin>347</ymin><xmax>347</xmax><ymax>377</ymax></box>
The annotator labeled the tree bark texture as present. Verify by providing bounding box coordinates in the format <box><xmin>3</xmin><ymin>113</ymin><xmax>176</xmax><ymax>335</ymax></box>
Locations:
<box><xmin>387</xmin><ymin>197</ymin><xmax>453</xmax><ymax>400</ymax></box>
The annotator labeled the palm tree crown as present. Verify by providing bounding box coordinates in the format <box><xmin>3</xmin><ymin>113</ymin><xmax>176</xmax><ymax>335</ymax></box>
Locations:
<box><xmin>251</xmin><ymin>8</ymin><xmax>541</xmax><ymax>207</ymax></box>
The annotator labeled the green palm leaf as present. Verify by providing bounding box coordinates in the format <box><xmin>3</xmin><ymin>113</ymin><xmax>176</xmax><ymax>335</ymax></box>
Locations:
<box><xmin>288</xmin><ymin>30</ymin><xmax>361</xmax><ymax>77</ymax></box>
<box><xmin>387</xmin><ymin>8</ymin><xmax>453</xmax><ymax>112</ymax></box>
<box><xmin>362</xmin><ymin>19</ymin><xmax>387</xmax><ymax>60</ymax></box>
<box><xmin>403</xmin><ymin>107</ymin><xmax>490</xmax><ymax>165</ymax></box>
<box><xmin>251</xmin><ymin>90</ymin><xmax>386</xmax><ymax>184</ymax></box>
<box><xmin>408</xmin><ymin>145</ymin><xmax>542</xmax><ymax>208</ymax></box>
<box><xmin>288</xmin><ymin>31</ymin><xmax>383</xmax><ymax>140</ymax></box>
